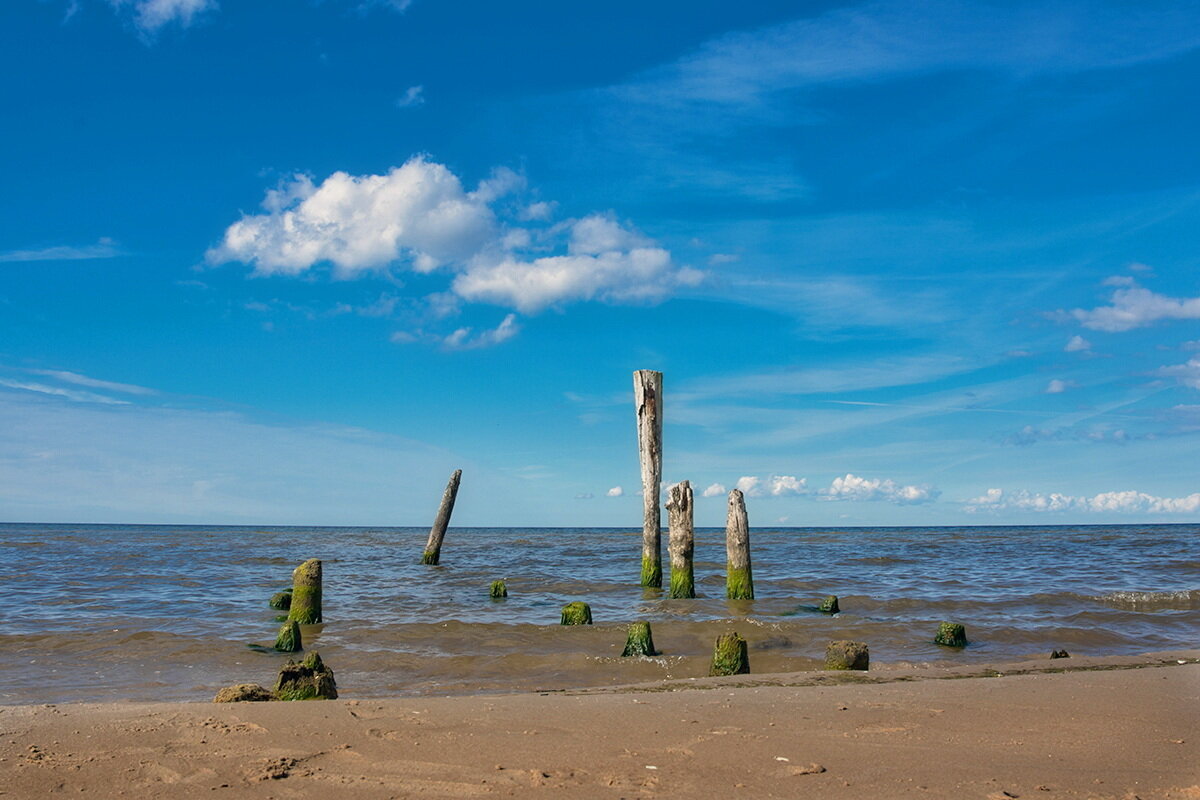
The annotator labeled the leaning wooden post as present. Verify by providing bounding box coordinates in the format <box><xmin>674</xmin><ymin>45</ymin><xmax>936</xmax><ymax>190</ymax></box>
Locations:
<box><xmin>725</xmin><ymin>489</ymin><xmax>754</xmax><ymax>599</ymax></box>
<box><xmin>422</xmin><ymin>469</ymin><xmax>462</xmax><ymax>565</ymax></box>
<box><xmin>287</xmin><ymin>559</ymin><xmax>322</xmax><ymax>624</ymax></box>
<box><xmin>666</xmin><ymin>480</ymin><xmax>695</xmax><ymax>598</ymax></box>
<box><xmin>633</xmin><ymin>370</ymin><xmax>663</xmax><ymax>587</ymax></box>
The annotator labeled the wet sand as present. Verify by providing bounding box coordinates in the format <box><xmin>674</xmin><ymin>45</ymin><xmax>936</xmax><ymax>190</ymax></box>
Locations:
<box><xmin>3</xmin><ymin>652</ymin><xmax>1198</xmax><ymax>799</ymax></box>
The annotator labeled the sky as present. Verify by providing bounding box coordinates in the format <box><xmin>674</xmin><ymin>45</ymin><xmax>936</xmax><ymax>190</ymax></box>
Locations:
<box><xmin>3</xmin><ymin>0</ymin><xmax>1200</xmax><ymax>526</ymax></box>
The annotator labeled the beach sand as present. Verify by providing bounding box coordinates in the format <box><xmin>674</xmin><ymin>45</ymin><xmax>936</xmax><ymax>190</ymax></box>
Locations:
<box><xmin>3</xmin><ymin>652</ymin><xmax>1198</xmax><ymax>799</ymax></box>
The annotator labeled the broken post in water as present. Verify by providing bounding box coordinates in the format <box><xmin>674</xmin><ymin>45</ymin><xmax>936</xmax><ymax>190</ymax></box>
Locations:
<box><xmin>633</xmin><ymin>369</ymin><xmax>663</xmax><ymax>587</ymax></box>
<box><xmin>709</xmin><ymin>631</ymin><xmax>750</xmax><ymax>676</ymax></box>
<box><xmin>725</xmin><ymin>488</ymin><xmax>754</xmax><ymax>599</ymax></box>
<box><xmin>287</xmin><ymin>558</ymin><xmax>322</xmax><ymax>624</ymax></box>
<box><xmin>274</xmin><ymin>619</ymin><xmax>302</xmax><ymax>653</ymax></box>
<box><xmin>666</xmin><ymin>480</ymin><xmax>695</xmax><ymax>598</ymax></box>
<box><xmin>422</xmin><ymin>468</ymin><xmax>462</xmax><ymax>565</ymax></box>
<box><xmin>621</xmin><ymin>621</ymin><xmax>659</xmax><ymax>657</ymax></box>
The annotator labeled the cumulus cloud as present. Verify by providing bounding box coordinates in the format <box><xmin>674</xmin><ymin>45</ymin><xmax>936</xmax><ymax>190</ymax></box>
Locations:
<box><xmin>107</xmin><ymin>0</ymin><xmax>216</xmax><ymax>33</ymax></box>
<box><xmin>767</xmin><ymin>475</ymin><xmax>806</xmax><ymax>496</ymax></box>
<box><xmin>735</xmin><ymin>476</ymin><xmax>763</xmax><ymax>497</ymax></box>
<box><xmin>820</xmin><ymin>473</ymin><xmax>939</xmax><ymax>504</ymax></box>
<box><xmin>1156</xmin><ymin>357</ymin><xmax>1200</xmax><ymax>390</ymax></box>
<box><xmin>606</xmin><ymin>486</ymin><xmax>624</xmax><ymax>497</ymax></box>
<box><xmin>966</xmin><ymin>487</ymin><xmax>1200</xmax><ymax>514</ymax></box>
<box><xmin>1065</xmin><ymin>335</ymin><xmax>1091</xmax><ymax>353</ymax></box>
<box><xmin>1066</xmin><ymin>279</ymin><xmax>1200</xmax><ymax>332</ymax></box>
<box><xmin>701</xmin><ymin>482</ymin><xmax>726</xmax><ymax>498</ymax></box>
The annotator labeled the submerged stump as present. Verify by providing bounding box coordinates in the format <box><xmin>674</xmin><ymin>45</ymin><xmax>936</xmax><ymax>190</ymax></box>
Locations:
<box><xmin>725</xmin><ymin>489</ymin><xmax>754</xmax><ymax>600</ymax></box>
<box><xmin>268</xmin><ymin>589</ymin><xmax>293</xmax><ymax>610</ymax></box>
<box><xmin>633</xmin><ymin>370</ymin><xmax>664</xmax><ymax>587</ymax></box>
<box><xmin>274</xmin><ymin>651</ymin><xmax>337</xmax><ymax>700</ymax></box>
<box><xmin>817</xmin><ymin>595</ymin><xmax>839</xmax><ymax>614</ymax></box>
<box><xmin>274</xmin><ymin>619</ymin><xmax>302</xmax><ymax>653</ymax></box>
<box><xmin>490</xmin><ymin>579</ymin><xmax>508</xmax><ymax>598</ymax></box>
<box><xmin>287</xmin><ymin>559</ymin><xmax>322</xmax><ymax>625</ymax></box>
<box><xmin>423</xmin><ymin>469</ymin><xmax>462</xmax><ymax>565</ymax></box>
<box><xmin>709</xmin><ymin>631</ymin><xmax>750</xmax><ymax>676</ymax></box>
<box><xmin>560</xmin><ymin>601</ymin><xmax>593</xmax><ymax>625</ymax></box>
<box><xmin>666</xmin><ymin>480</ymin><xmax>695</xmax><ymax>599</ymax></box>
<box><xmin>621</xmin><ymin>621</ymin><xmax>659</xmax><ymax>657</ymax></box>
<box><xmin>934</xmin><ymin>622</ymin><xmax>968</xmax><ymax>648</ymax></box>
<box><xmin>825</xmin><ymin>640</ymin><xmax>869</xmax><ymax>670</ymax></box>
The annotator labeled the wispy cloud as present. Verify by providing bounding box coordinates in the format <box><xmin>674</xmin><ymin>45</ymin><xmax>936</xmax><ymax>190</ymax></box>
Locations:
<box><xmin>106</xmin><ymin>0</ymin><xmax>217</xmax><ymax>35</ymax></box>
<box><xmin>0</xmin><ymin>379</ymin><xmax>130</xmax><ymax>406</ymax></box>
<box><xmin>966</xmin><ymin>487</ymin><xmax>1200</xmax><ymax>514</ymax></box>
<box><xmin>0</xmin><ymin>238</ymin><xmax>121</xmax><ymax>263</ymax></box>
<box><xmin>684</xmin><ymin>355</ymin><xmax>977</xmax><ymax>399</ymax></box>
<box><xmin>396</xmin><ymin>85</ymin><xmax>424</xmax><ymax>108</ymax></box>
<box><xmin>28</xmin><ymin>370</ymin><xmax>155</xmax><ymax>396</ymax></box>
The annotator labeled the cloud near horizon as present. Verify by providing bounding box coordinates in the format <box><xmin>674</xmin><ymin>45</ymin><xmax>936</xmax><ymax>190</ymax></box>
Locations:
<box><xmin>820</xmin><ymin>473</ymin><xmax>939</xmax><ymax>504</ymax></box>
<box><xmin>966</xmin><ymin>487</ymin><xmax>1200</xmax><ymax>514</ymax></box>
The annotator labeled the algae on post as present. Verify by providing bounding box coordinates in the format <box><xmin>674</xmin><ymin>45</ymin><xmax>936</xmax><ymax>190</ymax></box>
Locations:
<box><xmin>621</xmin><ymin>621</ymin><xmax>659</xmax><ymax>657</ymax></box>
<box><xmin>490</xmin><ymin>579</ymin><xmax>508</xmax><ymax>598</ymax></box>
<box><xmin>817</xmin><ymin>595</ymin><xmax>839</xmax><ymax>614</ymax></box>
<box><xmin>287</xmin><ymin>559</ymin><xmax>322</xmax><ymax>625</ymax></box>
<box><xmin>560</xmin><ymin>601</ymin><xmax>593</xmax><ymax>625</ymax></box>
<box><xmin>268</xmin><ymin>589</ymin><xmax>293</xmax><ymax>610</ymax></box>
<box><xmin>640</xmin><ymin>556</ymin><xmax>662</xmax><ymax>590</ymax></box>
<box><xmin>709</xmin><ymin>631</ymin><xmax>750</xmax><ymax>676</ymax></box>
<box><xmin>934</xmin><ymin>621</ymin><xmax>968</xmax><ymax>647</ymax></box>
<box><xmin>274</xmin><ymin>619</ymin><xmax>302</xmax><ymax>653</ymax></box>
<box><xmin>274</xmin><ymin>650</ymin><xmax>337</xmax><ymax>700</ymax></box>
<box><xmin>824</xmin><ymin>640</ymin><xmax>869</xmax><ymax>670</ymax></box>
<box><xmin>726</xmin><ymin>566</ymin><xmax>754</xmax><ymax>600</ymax></box>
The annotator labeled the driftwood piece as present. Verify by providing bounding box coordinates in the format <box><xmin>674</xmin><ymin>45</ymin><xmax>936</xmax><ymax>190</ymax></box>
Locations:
<box><xmin>633</xmin><ymin>370</ymin><xmax>664</xmax><ymax>587</ymax></box>
<box><xmin>725</xmin><ymin>489</ymin><xmax>754</xmax><ymax>599</ymax></box>
<box><xmin>666</xmin><ymin>480</ymin><xmax>695</xmax><ymax>598</ymax></box>
<box><xmin>422</xmin><ymin>469</ymin><xmax>462</xmax><ymax>565</ymax></box>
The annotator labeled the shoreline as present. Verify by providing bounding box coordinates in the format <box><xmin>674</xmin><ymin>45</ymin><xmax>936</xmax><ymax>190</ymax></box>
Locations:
<box><xmin>5</xmin><ymin>650</ymin><xmax>1198</xmax><ymax>798</ymax></box>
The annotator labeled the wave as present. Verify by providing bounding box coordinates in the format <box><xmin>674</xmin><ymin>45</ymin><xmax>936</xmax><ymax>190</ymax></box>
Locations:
<box><xmin>1094</xmin><ymin>589</ymin><xmax>1200</xmax><ymax>610</ymax></box>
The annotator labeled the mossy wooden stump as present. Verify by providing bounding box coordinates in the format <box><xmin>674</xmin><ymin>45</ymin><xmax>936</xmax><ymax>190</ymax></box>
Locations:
<box><xmin>560</xmin><ymin>601</ymin><xmax>592</xmax><ymax>625</ymax></box>
<box><xmin>621</xmin><ymin>621</ymin><xmax>659</xmax><ymax>657</ymax></box>
<box><xmin>274</xmin><ymin>651</ymin><xmax>337</xmax><ymax>700</ymax></box>
<box><xmin>666</xmin><ymin>481</ymin><xmax>695</xmax><ymax>599</ymax></box>
<box><xmin>817</xmin><ymin>595</ymin><xmax>839</xmax><ymax>614</ymax></box>
<box><xmin>213</xmin><ymin>683</ymin><xmax>275</xmax><ymax>703</ymax></box>
<box><xmin>709</xmin><ymin>631</ymin><xmax>750</xmax><ymax>676</ymax></box>
<box><xmin>633</xmin><ymin>369</ymin><xmax>664</xmax><ymax>588</ymax></box>
<box><xmin>725</xmin><ymin>489</ymin><xmax>754</xmax><ymax>600</ymax></box>
<box><xmin>1050</xmin><ymin>649</ymin><xmax>1070</xmax><ymax>659</ymax></box>
<box><xmin>287</xmin><ymin>559</ymin><xmax>322</xmax><ymax>625</ymax></box>
<box><xmin>934</xmin><ymin>622</ymin><xmax>968</xmax><ymax>647</ymax></box>
<box><xmin>490</xmin><ymin>579</ymin><xmax>508</xmax><ymax>598</ymax></box>
<box><xmin>274</xmin><ymin>619</ymin><xmax>302</xmax><ymax>653</ymax></box>
<box><xmin>268</xmin><ymin>589</ymin><xmax>292</xmax><ymax>610</ymax></box>
<box><xmin>825</xmin><ymin>640</ymin><xmax>869</xmax><ymax>670</ymax></box>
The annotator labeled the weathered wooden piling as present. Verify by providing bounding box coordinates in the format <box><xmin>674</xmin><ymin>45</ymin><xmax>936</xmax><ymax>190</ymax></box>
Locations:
<box><xmin>934</xmin><ymin>622</ymin><xmax>968</xmax><ymax>647</ymax></box>
<box><xmin>709</xmin><ymin>631</ymin><xmax>750</xmax><ymax>676</ymax></box>
<box><xmin>422</xmin><ymin>469</ymin><xmax>462</xmax><ymax>565</ymax></box>
<box><xmin>560</xmin><ymin>601</ymin><xmax>593</xmax><ymax>625</ymax></box>
<box><xmin>274</xmin><ymin>619</ymin><xmax>302</xmax><ymax>652</ymax></box>
<box><xmin>490</xmin><ymin>579</ymin><xmax>508</xmax><ymax>598</ymax></box>
<box><xmin>274</xmin><ymin>651</ymin><xmax>337</xmax><ymax>700</ymax></box>
<box><xmin>666</xmin><ymin>480</ymin><xmax>695</xmax><ymax>599</ymax></box>
<box><xmin>817</xmin><ymin>595</ymin><xmax>839</xmax><ymax>614</ymax></box>
<box><xmin>725</xmin><ymin>489</ymin><xmax>754</xmax><ymax>600</ymax></box>
<box><xmin>825</xmin><ymin>640</ymin><xmax>869</xmax><ymax>670</ymax></box>
<box><xmin>633</xmin><ymin>370</ymin><xmax>663</xmax><ymax>587</ymax></box>
<box><xmin>287</xmin><ymin>559</ymin><xmax>322</xmax><ymax>625</ymax></box>
<box><xmin>621</xmin><ymin>621</ymin><xmax>659</xmax><ymax>656</ymax></box>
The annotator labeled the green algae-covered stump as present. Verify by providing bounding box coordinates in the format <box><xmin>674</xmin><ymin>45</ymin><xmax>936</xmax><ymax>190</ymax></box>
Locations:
<box><xmin>934</xmin><ymin>622</ymin><xmax>968</xmax><ymax>648</ymax></box>
<box><xmin>214</xmin><ymin>683</ymin><xmax>275</xmax><ymax>703</ymax></box>
<box><xmin>268</xmin><ymin>589</ymin><xmax>293</xmax><ymax>610</ymax></box>
<box><xmin>621</xmin><ymin>621</ymin><xmax>659</xmax><ymax>657</ymax></box>
<box><xmin>666</xmin><ymin>481</ymin><xmax>696</xmax><ymax>599</ymax></box>
<box><xmin>817</xmin><ymin>595</ymin><xmax>839</xmax><ymax>614</ymax></box>
<box><xmin>490</xmin><ymin>579</ymin><xmax>508</xmax><ymax>599</ymax></box>
<box><xmin>709</xmin><ymin>631</ymin><xmax>750</xmax><ymax>676</ymax></box>
<box><xmin>724</xmin><ymin>489</ymin><xmax>754</xmax><ymax>600</ymax></box>
<box><xmin>825</xmin><ymin>640</ymin><xmax>869</xmax><ymax>670</ymax></box>
<box><xmin>274</xmin><ymin>651</ymin><xmax>337</xmax><ymax>700</ymax></box>
<box><xmin>287</xmin><ymin>559</ymin><xmax>322</xmax><ymax>625</ymax></box>
<box><xmin>560</xmin><ymin>601</ymin><xmax>593</xmax><ymax>625</ymax></box>
<box><xmin>274</xmin><ymin>619</ymin><xmax>302</xmax><ymax>653</ymax></box>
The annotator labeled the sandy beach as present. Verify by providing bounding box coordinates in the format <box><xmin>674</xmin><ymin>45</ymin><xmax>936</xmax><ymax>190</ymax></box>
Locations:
<box><xmin>4</xmin><ymin>651</ymin><xmax>1197</xmax><ymax>799</ymax></box>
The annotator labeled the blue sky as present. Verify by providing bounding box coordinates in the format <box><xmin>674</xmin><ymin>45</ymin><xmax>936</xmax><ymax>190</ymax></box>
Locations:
<box><xmin>3</xmin><ymin>0</ymin><xmax>1200</xmax><ymax>526</ymax></box>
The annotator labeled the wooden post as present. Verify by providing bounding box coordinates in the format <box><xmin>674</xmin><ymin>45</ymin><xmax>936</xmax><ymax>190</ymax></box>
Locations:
<box><xmin>633</xmin><ymin>370</ymin><xmax>663</xmax><ymax>587</ymax></box>
<box><xmin>422</xmin><ymin>469</ymin><xmax>462</xmax><ymax>565</ymax></box>
<box><xmin>560</xmin><ymin>601</ymin><xmax>593</xmax><ymax>625</ymax></box>
<box><xmin>274</xmin><ymin>619</ymin><xmax>302</xmax><ymax>653</ymax></box>
<box><xmin>825</xmin><ymin>640</ymin><xmax>869</xmax><ymax>670</ymax></box>
<box><xmin>709</xmin><ymin>631</ymin><xmax>750</xmax><ymax>676</ymax></box>
<box><xmin>725</xmin><ymin>489</ymin><xmax>754</xmax><ymax>599</ymax></box>
<box><xmin>621</xmin><ymin>621</ymin><xmax>659</xmax><ymax>656</ymax></box>
<box><xmin>489</xmin><ymin>579</ymin><xmax>508</xmax><ymax>598</ymax></box>
<box><xmin>934</xmin><ymin>622</ymin><xmax>968</xmax><ymax>647</ymax></box>
<box><xmin>287</xmin><ymin>559</ymin><xmax>322</xmax><ymax>624</ymax></box>
<box><xmin>666</xmin><ymin>480</ymin><xmax>695</xmax><ymax>598</ymax></box>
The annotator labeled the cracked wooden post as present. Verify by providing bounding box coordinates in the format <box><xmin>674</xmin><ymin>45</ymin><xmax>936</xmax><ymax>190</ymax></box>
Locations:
<box><xmin>287</xmin><ymin>558</ymin><xmax>322</xmax><ymax>624</ymax></box>
<box><xmin>725</xmin><ymin>489</ymin><xmax>754</xmax><ymax>599</ymax></box>
<box><xmin>422</xmin><ymin>469</ymin><xmax>462</xmax><ymax>565</ymax></box>
<box><xmin>666</xmin><ymin>480</ymin><xmax>695</xmax><ymax>598</ymax></box>
<box><xmin>633</xmin><ymin>369</ymin><xmax>663</xmax><ymax>587</ymax></box>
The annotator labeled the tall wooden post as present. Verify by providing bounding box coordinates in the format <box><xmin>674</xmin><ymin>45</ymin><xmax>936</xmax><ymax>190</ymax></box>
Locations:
<box><xmin>666</xmin><ymin>480</ymin><xmax>695</xmax><ymax>598</ymax></box>
<box><xmin>725</xmin><ymin>489</ymin><xmax>754</xmax><ymax>599</ymax></box>
<box><xmin>287</xmin><ymin>558</ymin><xmax>322</xmax><ymax>624</ymax></box>
<box><xmin>633</xmin><ymin>370</ymin><xmax>663</xmax><ymax>587</ymax></box>
<box><xmin>422</xmin><ymin>469</ymin><xmax>462</xmax><ymax>565</ymax></box>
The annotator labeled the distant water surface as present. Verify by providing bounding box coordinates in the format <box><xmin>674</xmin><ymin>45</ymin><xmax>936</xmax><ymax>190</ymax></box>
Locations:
<box><xmin>1</xmin><ymin>523</ymin><xmax>1196</xmax><ymax>704</ymax></box>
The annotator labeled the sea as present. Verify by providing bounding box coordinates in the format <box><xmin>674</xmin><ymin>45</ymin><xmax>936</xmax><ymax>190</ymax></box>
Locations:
<box><xmin>1</xmin><ymin>523</ymin><xmax>1196</xmax><ymax>704</ymax></box>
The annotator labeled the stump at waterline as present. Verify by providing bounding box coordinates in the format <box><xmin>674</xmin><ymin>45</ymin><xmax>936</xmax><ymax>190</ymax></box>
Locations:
<box><xmin>422</xmin><ymin>469</ymin><xmax>462</xmax><ymax>565</ymax></box>
<box><xmin>214</xmin><ymin>684</ymin><xmax>275</xmax><ymax>703</ymax></box>
<box><xmin>268</xmin><ymin>589</ymin><xmax>292</xmax><ymax>610</ymax></box>
<box><xmin>287</xmin><ymin>559</ymin><xmax>322</xmax><ymax>625</ymax></box>
<box><xmin>817</xmin><ymin>595</ymin><xmax>839</xmax><ymax>614</ymax></box>
<box><xmin>709</xmin><ymin>631</ymin><xmax>750</xmax><ymax>676</ymax></box>
<box><xmin>621</xmin><ymin>621</ymin><xmax>659</xmax><ymax>657</ymax></box>
<box><xmin>825</xmin><ymin>640</ymin><xmax>869</xmax><ymax>670</ymax></box>
<box><xmin>274</xmin><ymin>619</ymin><xmax>302</xmax><ymax>653</ymax></box>
<box><xmin>274</xmin><ymin>651</ymin><xmax>337</xmax><ymax>700</ymax></box>
<box><xmin>633</xmin><ymin>370</ymin><xmax>663</xmax><ymax>588</ymax></box>
<box><xmin>1050</xmin><ymin>649</ymin><xmax>1070</xmax><ymax>659</ymax></box>
<box><xmin>490</xmin><ymin>579</ymin><xmax>508</xmax><ymax>598</ymax></box>
<box><xmin>560</xmin><ymin>602</ymin><xmax>593</xmax><ymax>625</ymax></box>
<box><xmin>666</xmin><ymin>480</ymin><xmax>695</xmax><ymax>599</ymax></box>
<box><xmin>934</xmin><ymin>622</ymin><xmax>968</xmax><ymax>647</ymax></box>
<box><xmin>725</xmin><ymin>489</ymin><xmax>754</xmax><ymax>600</ymax></box>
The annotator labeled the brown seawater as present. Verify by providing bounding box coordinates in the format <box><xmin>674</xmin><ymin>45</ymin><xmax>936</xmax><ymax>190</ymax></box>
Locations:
<box><xmin>1</xmin><ymin>523</ymin><xmax>1196</xmax><ymax>704</ymax></box>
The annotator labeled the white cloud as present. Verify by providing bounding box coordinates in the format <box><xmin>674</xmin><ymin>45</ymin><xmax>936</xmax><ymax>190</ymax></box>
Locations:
<box><xmin>767</xmin><ymin>474</ymin><xmax>806</xmax><ymax>496</ymax></box>
<box><xmin>0</xmin><ymin>238</ymin><xmax>120</xmax><ymax>263</ymax></box>
<box><xmin>0</xmin><ymin>379</ymin><xmax>129</xmax><ymax>406</ymax></box>
<box><xmin>28</xmin><ymin>370</ymin><xmax>154</xmax><ymax>396</ymax></box>
<box><xmin>519</xmin><ymin>201</ymin><xmax>556</xmax><ymax>222</ymax></box>
<box><xmin>441</xmin><ymin>313</ymin><xmax>520</xmax><ymax>351</ymax></box>
<box><xmin>735</xmin><ymin>476</ymin><xmax>762</xmax><ymax>497</ymax></box>
<box><xmin>606</xmin><ymin>486</ymin><xmax>623</xmax><ymax>497</ymax></box>
<box><xmin>1156</xmin><ymin>357</ymin><xmax>1200</xmax><ymax>390</ymax></box>
<box><xmin>1045</xmin><ymin>379</ymin><xmax>1071</xmax><ymax>394</ymax></box>
<box><xmin>108</xmin><ymin>0</ymin><xmax>216</xmax><ymax>33</ymax></box>
<box><xmin>820</xmin><ymin>473</ymin><xmax>939</xmax><ymax>504</ymax></box>
<box><xmin>574</xmin><ymin>492</ymin><xmax>594</xmax><ymax>499</ymax></box>
<box><xmin>701</xmin><ymin>482</ymin><xmax>726</xmax><ymax>498</ymax></box>
<box><xmin>966</xmin><ymin>487</ymin><xmax>1200</xmax><ymax>514</ymax></box>
<box><xmin>1067</xmin><ymin>281</ymin><xmax>1200</xmax><ymax>332</ymax></box>
<box><xmin>1065</xmin><ymin>335</ymin><xmax>1091</xmax><ymax>353</ymax></box>
<box><xmin>396</xmin><ymin>85</ymin><xmax>425</xmax><ymax>108</ymax></box>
